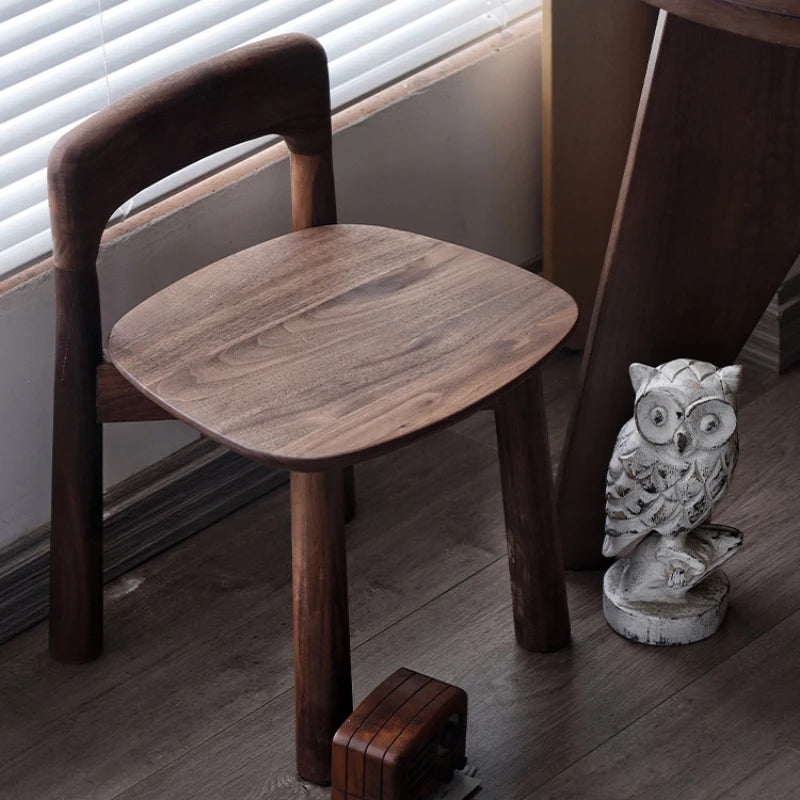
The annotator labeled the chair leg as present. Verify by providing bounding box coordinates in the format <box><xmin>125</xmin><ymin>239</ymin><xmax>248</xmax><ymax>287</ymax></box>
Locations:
<box><xmin>494</xmin><ymin>371</ymin><xmax>571</xmax><ymax>652</ymax></box>
<box><xmin>50</xmin><ymin>268</ymin><xmax>104</xmax><ymax>663</ymax></box>
<box><xmin>291</xmin><ymin>469</ymin><xmax>353</xmax><ymax>785</ymax></box>
<box><xmin>343</xmin><ymin>465</ymin><xmax>356</xmax><ymax>523</ymax></box>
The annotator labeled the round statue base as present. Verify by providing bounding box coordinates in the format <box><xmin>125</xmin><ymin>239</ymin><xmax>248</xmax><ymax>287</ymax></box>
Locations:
<box><xmin>603</xmin><ymin>562</ymin><xmax>730</xmax><ymax>646</ymax></box>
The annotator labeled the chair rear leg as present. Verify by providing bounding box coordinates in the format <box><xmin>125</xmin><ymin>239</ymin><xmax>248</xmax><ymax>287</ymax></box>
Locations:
<box><xmin>291</xmin><ymin>469</ymin><xmax>353</xmax><ymax>785</ymax></box>
<box><xmin>50</xmin><ymin>268</ymin><xmax>104</xmax><ymax>662</ymax></box>
<box><xmin>494</xmin><ymin>370</ymin><xmax>571</xmax><ymax>652</ymax></box>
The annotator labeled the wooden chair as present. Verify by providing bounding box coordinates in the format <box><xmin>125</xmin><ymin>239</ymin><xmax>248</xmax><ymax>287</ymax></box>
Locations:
<box><xmin>48</xmin><ymin>34</ymin><xmax>577</xmax><ymax>784</ymax></box>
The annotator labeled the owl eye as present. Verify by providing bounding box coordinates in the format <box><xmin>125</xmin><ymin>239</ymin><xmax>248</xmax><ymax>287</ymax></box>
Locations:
<box><xmin>686</xmin><ymin>397</ymin><xmax>736</xmax><ymax>448</ymax></box>
<box><xmin>650</xmin><ymin>406</ymin><xmax>668</xmax><ymax>426</ymax></box>
<box><xmin>635</xmin><ymin>392</ymin><xmax>681</xmax><ymax>444</ymax></box>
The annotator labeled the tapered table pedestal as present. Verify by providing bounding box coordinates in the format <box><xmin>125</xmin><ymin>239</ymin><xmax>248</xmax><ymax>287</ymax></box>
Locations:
<box><xmin>558</xmin><ymin>2</ymin><xmax>800</xmax><ymax>567</ymax></box>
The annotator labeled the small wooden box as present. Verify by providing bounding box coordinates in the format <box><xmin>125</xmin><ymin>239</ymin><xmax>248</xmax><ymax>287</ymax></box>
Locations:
<box><xmin>331</xmin><ymin>668</ymin><xmax>467</xmax><ymax>800</ymax></box>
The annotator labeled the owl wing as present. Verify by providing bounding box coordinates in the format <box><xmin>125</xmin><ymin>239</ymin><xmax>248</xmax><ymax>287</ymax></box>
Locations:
<box><xmin>602</xmin><ymin>419</ymin><xmax>697</xmax><ymax>558</ymax></box>
<box><xmin>603</xmin><ymin>420</ymin><xmax>654</xmax><ymax>558</ymax></box>
<box><xmin>684</xmin><ymin>436</ymin><xmax>739</xmax><ymax>527</ymax></box>
<box><xmin>603</xmin><ymin>425</ymin><xmax>735</xmax><ymax>559</ymax></box>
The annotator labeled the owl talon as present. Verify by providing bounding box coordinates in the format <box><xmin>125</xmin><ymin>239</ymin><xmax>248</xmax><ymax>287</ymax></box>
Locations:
<box><xmin>668</xmin><ymin>566</ymin><xmax>687</xmax><ymax>588</ymax></box>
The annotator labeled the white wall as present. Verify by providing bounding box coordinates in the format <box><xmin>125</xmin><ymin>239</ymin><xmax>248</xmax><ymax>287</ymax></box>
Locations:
<box><xmin>0</xmin><ymin>25</ymin><xmax>543</xmax><ymax>551</ymax></box>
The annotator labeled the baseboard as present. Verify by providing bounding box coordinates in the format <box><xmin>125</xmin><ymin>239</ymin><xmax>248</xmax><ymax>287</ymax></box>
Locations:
<box><xmin>741</xmin><ymin>260</ymin><xmax>800</xmax><ymax>373</ymax></box>
<box><xmin>0</xmin><ymin>440</ymin><xmax>287</xmax><ymax>645</ymax></box>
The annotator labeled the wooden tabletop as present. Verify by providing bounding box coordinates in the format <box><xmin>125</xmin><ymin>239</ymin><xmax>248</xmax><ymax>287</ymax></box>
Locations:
<box><xmin>109</xmin><ymin>225</ymin><xmax>577</xmax><ymax>471</ymax></box>
<box><xmin>643</xmin><ymin>0</ymin><xmax>800</xmax><ymax>46</ymax></box>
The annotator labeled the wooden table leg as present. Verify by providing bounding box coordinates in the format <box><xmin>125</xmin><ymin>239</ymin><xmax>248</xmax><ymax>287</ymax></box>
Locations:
<box><xmin>343</xmin><ymin>465</ymin><xmax>356</xmax><ymax>523</ymax></box>
<box><xmin>291</xmin><ymin>469</ymin><xmax>353</xmax><ymax>784</ymax></box>
<box><xmin>557</xmin><ymin>12</ymin><xmax>800</xmax><ymax>568</ymax></box>
<box><xmin>495</xmin><ymin>371</ymin><xmax>571</xmax><ymax>652</ymax></box>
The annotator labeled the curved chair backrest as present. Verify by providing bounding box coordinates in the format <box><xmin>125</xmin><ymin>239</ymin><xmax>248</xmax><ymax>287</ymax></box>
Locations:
<box><xmin>47</xmin><ymin>33</ymin><xmax>336</xmax><ymax>274</ymax></box>
<box><xmin>48</xmin><ymin>35</ymin><xmax>338</xmax><ymax>664</ymax></box>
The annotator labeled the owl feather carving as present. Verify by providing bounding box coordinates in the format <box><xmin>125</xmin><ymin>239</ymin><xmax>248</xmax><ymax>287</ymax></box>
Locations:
<box><xmin>602</xmin><ymin>359</ymin><xmax>741</xmax><ymax>559</ymax></box>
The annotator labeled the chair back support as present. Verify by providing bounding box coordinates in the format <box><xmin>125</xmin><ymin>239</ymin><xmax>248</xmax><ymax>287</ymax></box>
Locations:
<box><xmin>48</xmin><ymin>39</ymin><xmax>338</xmax><ymax>662</ymax></box>
<box><xmin>47</xmin><ymin>33</ymin><xmax>336</xmax><ymax>274</ymax></box>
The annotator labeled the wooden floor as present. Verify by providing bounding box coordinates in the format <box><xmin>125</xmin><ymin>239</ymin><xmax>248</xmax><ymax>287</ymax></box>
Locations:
<box><xmin>1</xmin><ymin>352</ymin><xmax>799</xmax><ymax>800</ymax></box>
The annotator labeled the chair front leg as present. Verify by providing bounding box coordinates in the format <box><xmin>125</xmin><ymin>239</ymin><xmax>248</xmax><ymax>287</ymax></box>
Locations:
<box><xmin>494</xmin><ymin>371</ymin><xmax>571</xmax><ymax>652</ymax></box>
<box><xmin>291</xmin><ymin>469</ymin><xmax>353</xmax><ymax>785</ymax></box>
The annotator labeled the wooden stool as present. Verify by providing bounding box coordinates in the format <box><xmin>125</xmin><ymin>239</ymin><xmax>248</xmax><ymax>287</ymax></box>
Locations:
<box><xmin>48</xmin><ymin>35</ymin><xmax>576</xmax><ymax>785</ymax></box>
<box><xmin>556</xmin><ymin>2</ymin><xmax>800</xmax><ymax>567</ymax></box>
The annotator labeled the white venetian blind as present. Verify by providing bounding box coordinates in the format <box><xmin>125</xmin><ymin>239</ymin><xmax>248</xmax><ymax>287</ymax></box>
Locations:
<box><xmin>0</xmin><ymin>0</ymin><xmax>538</xmax><ymax>277</ymax></box>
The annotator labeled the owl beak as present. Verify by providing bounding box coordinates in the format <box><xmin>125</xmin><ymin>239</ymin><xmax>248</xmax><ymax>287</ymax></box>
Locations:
<box><xmin>675</xmin><ymin>430</ymin><xmax>691</xmax><ymax>453</ymax></box>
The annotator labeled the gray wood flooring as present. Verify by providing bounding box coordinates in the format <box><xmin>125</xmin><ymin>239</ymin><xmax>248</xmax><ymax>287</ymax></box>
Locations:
<box><xmin>1</xmin><ymin>353</ymin><xmax>797</xmax><ymax>800</ymax></box>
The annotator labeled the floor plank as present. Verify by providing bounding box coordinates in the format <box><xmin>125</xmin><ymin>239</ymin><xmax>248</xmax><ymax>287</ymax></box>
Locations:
<box><xmin>527</xmin><ymin>609</ymin><xmax>800</xmax><ymax>800</ymax></box>
<box><xmin>0</xmin><ymin>428</ymin><xmax>506</xmax><ymax>799</ymax></box>
<box><xmin>113</xmin><ymin>366</ymin><xmax>800</xmax><ymax>800</ymax></box>
<box><xmin>0</xmin><ymin>356</ymin><xmax>793</xmax><ymax>800</ymax></box>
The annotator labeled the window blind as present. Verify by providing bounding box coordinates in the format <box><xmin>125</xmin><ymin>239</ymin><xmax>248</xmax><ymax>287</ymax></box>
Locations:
<box><xmin>0</xmin><ymin>0</ymin><xmax>538</xmax><ymax>277</ymax></box>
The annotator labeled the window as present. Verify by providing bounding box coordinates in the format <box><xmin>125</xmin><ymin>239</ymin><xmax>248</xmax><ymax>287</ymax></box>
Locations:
<box><xmin>0</xmin><ymin>0</ymin><xmax>538</xmax><ymax>278</ymax></box>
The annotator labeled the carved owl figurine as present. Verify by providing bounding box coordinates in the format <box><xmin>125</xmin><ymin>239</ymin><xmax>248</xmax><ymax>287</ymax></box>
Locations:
<box><xmin>602</xmin><ymin>359</ymin><xmax>742</xmax><ymax>561</ymax></box>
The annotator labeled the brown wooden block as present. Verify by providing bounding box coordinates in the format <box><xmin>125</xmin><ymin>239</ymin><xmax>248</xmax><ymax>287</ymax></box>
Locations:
<box><xmin>331</xmin><ymin>668</ymin><xmax>467</xmax><ymax>800</ymax></box>
<box><xmin>345</xmin><ymin>671</ymin><xmax>430</xmax><ymax>797</ymax></box>
<box><xmin>363</xmin><ymin>680</ymin><xmax>448</xmax><ymax>798</ymax></box>
<box><xmin>381</xmin><ymin>686</ymin><xmax>467</xmax><ymax>800</ymax></box>
<box><xmin>331</xmin><ymin>668</ymin><xmax>416</xmax><ymax>791</ymax></box>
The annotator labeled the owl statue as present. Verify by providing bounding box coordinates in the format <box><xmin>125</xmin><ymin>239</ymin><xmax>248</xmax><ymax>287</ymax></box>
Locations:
<box><xmin>602</xmin><ymin>360</ymin><xmax>744</xmax><ymax>643</ymax></box>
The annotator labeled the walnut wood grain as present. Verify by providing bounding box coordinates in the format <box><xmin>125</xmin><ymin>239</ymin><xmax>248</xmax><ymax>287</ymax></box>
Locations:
<box><xmin>543</xmin><ymin>0</ymin><xmax>657</xmax><ymax>346</ymax></box>
<box><xmin>644</xmin><ymin>0</ymin><xmax>800</xmax><ymax>47</ymax></box>
<box><xmin>49</xmin><ymin>268</ymin><xmax>104</xmax><ymax>663</ymax></box>
<box><xmin>344</xmin><ymin>671</ymin><xmax>431</xmax><ymax>797</ymax></box>
<box><xmin>108</xmin><ymin>224</ymin><xmax>577</xmax><ymax>471</ymax></box>
<box><xmin>362</xmin><ymin>678</ymin><xmax>449</xmax><ymax>799</ymax></box>
<box><xmin>48</xmin><ymin>32</ymin><xmax>575</xmax><ymax>784</ymax></box>
<box><xmin>5</xmin><ymin>363</ymin><xmax>798</xmax><ymax>800</ymax></box>
<box><xmin>47</xmin><ymin>35</ymin><xmax>341</xmax><ymax>664</ymax></box>
<box><xmin>1</xmin><ymin>422</ymin><xmax>512</xmax><ymax>799</ymax></box>
<box><xmin>289</xmin><ymin>151</ymin><xmax>336</xmax><ymax>231</ymax></box>
<box><xmin>331</xmin><ymin>668</ymin><xmax>416</xmax><ymax>796</ymax></box>
<box><xmin>48</xmin><ymin>35</ymin><xmax>332</xmax><ymax>273</ymax></box>
<box><xmin>557</xmin><ymin>13</ymin><xmax>800</xmax><ymax>567</ymax></box>
<box><xmin>96</xmin><ymin>362</ymin><xmax>174</xmax><ymax>423</ymax></box>
<box><xmin>343</xmin><ymin>466</ymin><xmax>356</xmax><ymax>524</ymax></box>
<box><xmin>495</xmin><ymin>371</ymin><xmax>571</xmax><ymax>651</ymax></box>
<box><xmin>380</xmin><ymin>683</ymin><xmax>467</xmax><ymax>800</ymax></box>
<box><xmin>285</xmin><ymin>88</ymin><xmax>355</xmax><ymax>522</ymax></box>
<box><xmin>528</xmin><ymin>610</ymin><xmax>800</xmax><ymax>798</ymax></box>
<box><xmin>291</xmin><ymin>470</ymin><xmax>352</xmax><ymax>784</ymax></box>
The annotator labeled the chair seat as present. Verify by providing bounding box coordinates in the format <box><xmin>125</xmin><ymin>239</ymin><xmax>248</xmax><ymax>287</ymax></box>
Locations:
<box><xmin>108</xmin><ymin>224</ymin><xmax>577</xmax><ymax>470</ymax></box>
